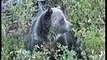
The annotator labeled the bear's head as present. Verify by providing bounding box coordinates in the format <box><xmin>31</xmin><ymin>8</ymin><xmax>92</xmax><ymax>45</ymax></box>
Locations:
<box><xmin>35</xmin><ymin>7</ymin><xmax>72</xmax><ymax>39</ymax></box>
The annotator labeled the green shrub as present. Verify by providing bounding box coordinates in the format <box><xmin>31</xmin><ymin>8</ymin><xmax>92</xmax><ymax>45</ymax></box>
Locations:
<box><xmin>2</xmin><ymin>0</ymin><xmax>105</xmax><ymax>60</ymax></box>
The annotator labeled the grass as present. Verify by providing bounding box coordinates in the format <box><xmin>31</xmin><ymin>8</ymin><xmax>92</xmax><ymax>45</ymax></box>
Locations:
<box><xmin>2</xmin><ymin>0</ymin><xmax>105</xmax><ymax>60</ymax></box>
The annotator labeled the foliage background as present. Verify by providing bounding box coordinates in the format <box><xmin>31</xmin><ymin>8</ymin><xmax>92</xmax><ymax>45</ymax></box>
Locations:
<box><xmin>2</xmin><ymin>0</ymin><xmax>105</xmax><ymax>60</ymax></box>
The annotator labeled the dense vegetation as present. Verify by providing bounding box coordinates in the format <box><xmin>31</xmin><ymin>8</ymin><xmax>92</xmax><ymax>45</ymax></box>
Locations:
<box><xmin>2</xmin><ymin>0</ymin><xmax>105</xmax><ymax>60</ymax></box>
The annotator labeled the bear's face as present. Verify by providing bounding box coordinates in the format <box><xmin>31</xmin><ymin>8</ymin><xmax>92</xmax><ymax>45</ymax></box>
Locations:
<box><xmin>50</xmin><ymin>8</ymin><xmax>72</xmax><ymax>34</ymax></box>
<box><xmin>35</xmin><ymin>7</ymin><xmax>72</xmax><ymax>41</ymax></box>
<box><xmin>35</xmin><ymin>7</ymin><xmax>72</xmax><ymax>38</ymax></box>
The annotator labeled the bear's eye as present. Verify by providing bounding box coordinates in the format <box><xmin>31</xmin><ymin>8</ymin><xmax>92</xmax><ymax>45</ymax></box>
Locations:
<box><xmin>60</xmin><ymin>18</ymin><xmax>65</xmax><ymax>25</ymax></box>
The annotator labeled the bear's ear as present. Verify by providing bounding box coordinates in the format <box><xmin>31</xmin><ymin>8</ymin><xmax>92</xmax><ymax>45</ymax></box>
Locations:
<box><xmin>45</xmin><ymin>7</ymin><xmax>53</xmax><ymax>17</ymax></box>
<box><xmin>56</xmin><ymin>5</ymin><xmax>61</xmax><ymax>9</ymax></box>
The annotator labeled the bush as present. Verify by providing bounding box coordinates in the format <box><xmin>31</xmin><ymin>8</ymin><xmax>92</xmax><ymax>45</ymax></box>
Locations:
<box><xmin>2</xmin><ymin>0</ymin><xmax>105</xmax><ymax>60</ymax></box>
